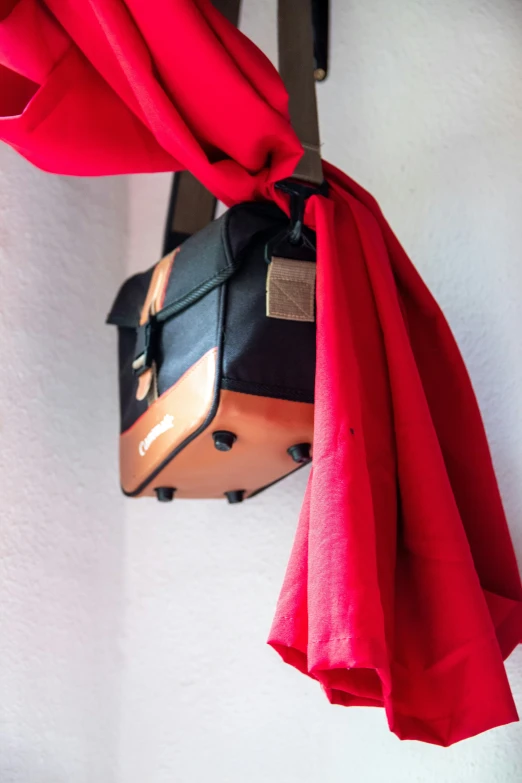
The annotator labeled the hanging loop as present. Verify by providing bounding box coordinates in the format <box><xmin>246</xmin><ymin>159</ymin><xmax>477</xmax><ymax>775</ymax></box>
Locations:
<box><xmin>264</xmin><ymin>178</ymin><xmax>328</xmax><ymax>262</ymax></box>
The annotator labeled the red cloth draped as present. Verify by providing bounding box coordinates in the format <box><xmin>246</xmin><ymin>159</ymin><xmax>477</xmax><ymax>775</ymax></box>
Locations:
<box><xmin>2</xmin><ymin>0</ymin><xmax>521</xmax><ymax>745</ymax></box>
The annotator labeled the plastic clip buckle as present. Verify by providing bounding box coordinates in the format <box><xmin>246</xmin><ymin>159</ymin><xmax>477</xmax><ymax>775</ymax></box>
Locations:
<box><xmin>132</xmin><ymin>315</ymin><xmax>159</xmax><ymax>377</ymax></box>
<box><xmin>264</xmin><ymin>178</ymin><xmax>328</xmax><ymax>263</ymax></box>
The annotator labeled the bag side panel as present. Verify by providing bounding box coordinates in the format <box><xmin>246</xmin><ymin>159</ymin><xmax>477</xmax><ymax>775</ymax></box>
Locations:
<box><xmin>222</xmin><ymin>208</ymin><xmax>316</xmax><ymax>403</ymax></box>
<box><xmin>136</xmin><ymin>390</ymin><xmax>314</xmax><ymax>499</ymax></box>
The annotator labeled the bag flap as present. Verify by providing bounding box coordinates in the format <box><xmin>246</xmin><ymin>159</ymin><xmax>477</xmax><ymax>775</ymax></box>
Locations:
<box><xmin>156</xmin><ymin>208</ymin><xmax>236</xmax><ymax>323</ymax></box>
<box><xmin>106</xmin><ymin>267</ymin><xmax>154</xmax><ymax>328</ymax></box>
<box><xmin>106</xmin><ymin>202</ymin><xmax>287</xmax><ymax>328</ymax></box>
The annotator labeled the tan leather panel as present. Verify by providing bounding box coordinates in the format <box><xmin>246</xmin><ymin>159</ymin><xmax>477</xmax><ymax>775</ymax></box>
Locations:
<box><xmin>136</xmin><ymin>367</ymin><xmax>154</xmax><ymax>402</ymax></box>
<box><xmin>138</xmin><ymin>390</ymin><xmax>314</xmax><ymax>500</ymax></box>
<box><xmin>120</xmin><ymin>349</ymin><xmax>218</xmax><ymax>494</ymax></box>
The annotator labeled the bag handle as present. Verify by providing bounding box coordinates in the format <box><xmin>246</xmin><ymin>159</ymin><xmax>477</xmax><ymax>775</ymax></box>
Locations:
<box><xmin>162</xmin><ymin>0</ymin><xmax>322</xmax><ymax>256</ymax></box>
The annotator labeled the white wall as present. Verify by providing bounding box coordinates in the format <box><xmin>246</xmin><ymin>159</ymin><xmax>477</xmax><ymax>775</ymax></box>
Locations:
<box><xmin>2</xmin><ymin>0</ymin><xmax>522</xmax><ymax>781</ymax></box>
<box><xmin>0</xmin><ymin>158</ymin><xmax>127</xmax><ymax>780</ymax></box>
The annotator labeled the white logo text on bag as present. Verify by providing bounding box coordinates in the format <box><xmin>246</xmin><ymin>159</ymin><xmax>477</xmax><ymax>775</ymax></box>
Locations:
<box><xmin>139</xmin><ymin>414</ymin><xmax>175</xmax><ymax>456</ymax></box>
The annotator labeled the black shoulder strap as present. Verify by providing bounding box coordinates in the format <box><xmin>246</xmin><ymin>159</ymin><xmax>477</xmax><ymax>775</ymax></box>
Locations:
<box><xmin>162</xmin><ymin>0</ymin><xmax>323</xmax><ymax>257</ymax></box>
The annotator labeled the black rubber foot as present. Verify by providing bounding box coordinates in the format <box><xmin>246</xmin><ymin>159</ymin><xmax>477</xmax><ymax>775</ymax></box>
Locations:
<box><xmin>226</xmin><ymin>490</ymin><xmax>245</xmax><ymax>504</ymax></box>
<box><xmin>155</xmin><ymin>487</ymin><xmax>176</xmax><ymax>502</ymax></box>
<box><xmin>213</xmin><ymin>431</ymin><xmax>237</xmax><ymax>452</ymax></box>
<box><xmin>287</xmin><ymin>443</ymin><xmax>312</xmax><ymax>464</ymax></box>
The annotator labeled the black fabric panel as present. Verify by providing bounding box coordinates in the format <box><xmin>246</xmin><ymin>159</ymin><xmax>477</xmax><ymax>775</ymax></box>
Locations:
<box><xmin>115</xmin><ymin>285</ymin><xmax>221</xmax><ymax>434</ymax></box>
<box><xmin>156</xmin><ymin>285</ymin><xmax>221</xmax><ymax>396</ymax></box>
<box><xmin>160</xmin><ymin>213</ymin><xmax>234</xmax><ymax>320</ymax></box>
<box><xmin>222</xmin><ymin>205</ymin><xmax>316</xmax><ymax>402</ymax></box>
<box><xmin>221</xmin><ymin>377</ymin><xmax>313</xmax><ymax>404</ymax></box>
<box><xmin>225</xmin><ymin>202</ymin><xmax>287</xmax><ymax>258</ymax></box>
<box><xmin>106</xmin><ymin>267</ymin><xmax>154</xmax><ymax>327</ymax></box>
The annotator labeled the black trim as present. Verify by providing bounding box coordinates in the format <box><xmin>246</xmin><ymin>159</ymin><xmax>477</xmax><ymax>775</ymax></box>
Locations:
<box><xmin>221</xmin><ymin>377</ymin><xmax>314</xmax><ymax>404</ymax></box>
<box><xmin>122</xmin><ymin>282</ymin><xmax>227</xmax><ymax>497</ymax></box>
<box><xmin>247</xmin><ymin>459</ymin><xmax>311</xmax><ymax>500</ymax></box>
<box><xmin>107</xmin><ymin>312</ymin><xmax>140</xmax><ymax>328</ymax></box>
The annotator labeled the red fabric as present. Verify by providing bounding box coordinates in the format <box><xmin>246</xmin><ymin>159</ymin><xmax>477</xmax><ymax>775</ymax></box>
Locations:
<box><xmin>2</xmin><ymin>0</ymin><xmax>521</xmax><ymax>746</ymax></box>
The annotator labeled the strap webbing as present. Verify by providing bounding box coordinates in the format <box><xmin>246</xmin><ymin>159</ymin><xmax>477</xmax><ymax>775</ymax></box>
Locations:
<box><xmin>278</xmin><ymin>0</ymin><xmax>322</xmax><ymax>185</ymax></box>
<box><xmin>162</xmin><ymin>170</ymin><xmax>217</xmax><ymax>255</ymax></box>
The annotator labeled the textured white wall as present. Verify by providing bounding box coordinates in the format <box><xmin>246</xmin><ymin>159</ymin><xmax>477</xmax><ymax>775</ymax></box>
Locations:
<box><xmin>0</xmin><ymin>156</ymin><xmax>127</xmax><ymax>781</ymax></box>
<box><xmin>2</xmin><ymin>0</ymin><xmax>522</xmax><ymax>781</ymax></box>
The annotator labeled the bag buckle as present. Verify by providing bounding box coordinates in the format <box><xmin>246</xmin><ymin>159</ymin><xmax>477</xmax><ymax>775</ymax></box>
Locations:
<box><xmin>132</xmin><ymin>315</ymin><xmax>159</xmax><ymax>377</ymax></box>
<box><xmin>264</xmin><ymin>178</ymin><xmax>328</xmax><ymax>263</ymax></box>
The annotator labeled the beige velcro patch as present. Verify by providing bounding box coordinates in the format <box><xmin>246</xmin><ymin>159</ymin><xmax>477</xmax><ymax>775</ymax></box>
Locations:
<box><xmin>266</xmin><ymin>256</ymin><xmax>316</xmax><ymax>322</ymax></box>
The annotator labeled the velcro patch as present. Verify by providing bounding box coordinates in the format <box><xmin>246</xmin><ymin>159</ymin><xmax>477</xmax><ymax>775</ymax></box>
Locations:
<box><xmin>266</xmin><ymin>256</ymin><xmax>316</xmax><ymax>322</ymax></box>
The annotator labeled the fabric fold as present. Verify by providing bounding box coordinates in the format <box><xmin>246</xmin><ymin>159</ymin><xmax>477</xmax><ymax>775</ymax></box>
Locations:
<box><xmin>270</xmin><ymin>171</ymin><xmax>522</xmax><ymax>744</ymax></box>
